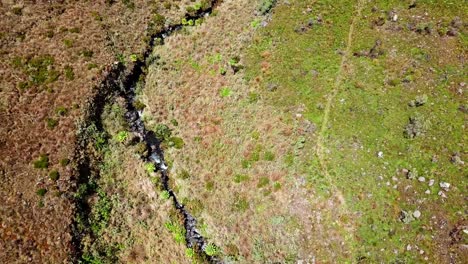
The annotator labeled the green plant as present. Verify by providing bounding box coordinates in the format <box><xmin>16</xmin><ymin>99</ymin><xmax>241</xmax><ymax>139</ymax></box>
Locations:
<box><xmin>257</xmin><ymin>176</ymin><xmax>270</xmax><ymax>188</ymax></box>
<box><xmin>145</xmin><ymin>163</ymin><xmax>156</xmax><ymax>174</ymax></box>
<box><xmin>69</xmin><ymin>27</ymin><xmax>80</xmax><ymax>33</ymax></box>
<box><xmin>264</xmin><ymin>150</ymin><xmax>275</xmax><ymax>161</ymax></box>
<box><xmin>90</xmin><ymin>190</ymin><xmax>112</xmax><ymax>235</ymax></box>
<box><xmin>33</xmin><ymin>155</ymin><xmax>49</xmax><ymax>169</ymax></box>
<box><xmin>160</xmin><ymin>190</ymin><xmax>170</xmax><ymax>200</ymax></box>
<box><xmin>55</xmin><ymin>106</ymin><xmax>68</xmax><ymax>116</ymax></box>
<box><xmin>205</xmin><ymin>181</ymin><xmax>214</xmax><ymax>191</ymax></box>
<box><xmin>49</xmin><ymin>170</ymin><xmax>59</xmax><ymax>181</ymax></box>
<box><xmin>129</xmin><ymin>54</ymin><xmax>138</xmax><ymax>62</ymax></box>
<box><xmin>168</xmin><ymin>137</ymin><xmax>184</xmax><ymax>149</ymax></box>
<box><xmin>63</xmin><ymin>39</ymin><xmax>74</xmax><ymax>48</ymax></box>
<box><xmin>64</xmin><ymin>65</ymin><xmax>74</xmax><ymax>80</ymax></box>
<box><xmin>37</xmin><ymin>188</ymin><xmax>47</xmax><ymax>197</ymax></box>
<box><xmin>164</xmin><ymin>221</ymin><xmax>186</xmax><ymax>244</ymax></box>
<box><xmin>258</xmin><ymin>0</ymin><xmax>277</xmax><ymax>15</ymax></box>
<box><xmin>116</xmin><ymin>131</ymin><xmax>128</xmax><ymax>143</ymax></box>
<box><xmin>87</xmin><ymin>63</ymin><xmax>98</xmax><ymax>70</ymax></box>
<box><xmin>81</xmin><ymin>49</ymin><xmax>94</xmax><ymax>58</ymax></box>
<box><xmin>273</xmin><ymin>181</ymin><xmax>281</xmax><ymax>191</ymax></box>
<box><xmin>234</xmin><ymin>174</ymin><xmax>249</xmax><ymax>183</ymax></box>
<box><xmin>185</xmin><ymin>248</ymin><xmax>195</xmax><ymax>258</ymax></box>
<box><xmin>220</xmin><ymin>87</ymin><xmax>232</xmax><ymax>97</ymax></box>
<box><xmin>154</xmin><ymin>124</ymin><xmax>172</xmax><ymax>141</ymax></box>
<box><xmin>204</xmin><ymin>243</ymin><xmax>219</xmax><ymax>256</ymax></box>
<box><xmin>46</xmin><ymin>118</ymin><xmax>58</xmax><ymax>129</ymax></box>
<box><xmin>60</xmin><ymin>158</ymin><xmax>70</xmax><ymax>167</ymax></box>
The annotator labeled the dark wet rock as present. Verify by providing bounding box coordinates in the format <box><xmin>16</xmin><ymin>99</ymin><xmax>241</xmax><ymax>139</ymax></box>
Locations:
<box><xmin>409</xmin><ymin>1</ymin><xmax>417</xmax><ymax>9</ymax></box>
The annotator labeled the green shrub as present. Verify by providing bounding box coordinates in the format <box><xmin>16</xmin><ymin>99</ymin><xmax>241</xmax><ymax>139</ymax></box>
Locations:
<box><xmin>46</xmin><ymin>118</ymin><xmax>58</xmax><ymax>129</ymax></box>
<box><xmin>204</xmin><ymin>243</ymin><xmax>219</xmax><ymax>256</ymax></box>
<box><xmin>81</xmin><ymin>49</ymin><xmax>94</xmax><ymax>58</ymax></box>
<box><xmin>233</xmin><ymin>196</ymin><xmax>249</xmax><ymax>212</ymax></box>
<box><xmin>264</xmin><ymin>150</ymin><xmax>275</xmax><ymax>161</ymax></box>
<box><xmin>49</xmin><ymin>170</ymin><xmax>59</xmax><ymax>181</ymax></box>
<box><xmin>205</xmin><ymin>181</ymin><xmax>214</xmax><ymax>191</ymax></box>
<box><xmin>64</xmin><ymin>65</ymin><xmax>75</xmax><ymax>80</ymax></box>
<box><xmin>273</xmin><ymin>181</ymin><xmax>281</xmax><ymax>191</ymax></box>
<box><xmin>257</xmin><ymin>176</ymin><xmax>270</xmax><ymax>188</ymax></box>
<box><xmin>145</xmin><ymin>163</ymin><xmax>156</xmax><ymax>175</ymax></box>
<box><xmin>234</xmin><ymin>174</ymin><xmax>249</xmax><ymax>183</ymax></box>
<box><xmin>220</xmin><ymin>87</ymin><xmax>232</xmax><ymax>97</ymax></box>
<box><xmin>168</xmin><ymin>137</ymin><xmax>184</xmax><ymax>149</ymax></box>
<box><xmin>185</xmin><ymin>248</ymin><xmax>195</xmax><ymax>258</ymax></box>
<box><xmin>60</xmin><ymin>158</ymin><xmax>70</xmax><ymax>167</ymax></box>
<box><xmin>116</xmin><ymin>131</ymin><xmax>128</xmax><ymax>143</ymax></box>
<box><xmin>63</xmin><ymin>39</ymin><xmax>74</xmax><ymax>48</ymax></box>
<box><xmin>37</xmin><ymin>188</ymin><xmax>47</xmax><ymax>196</ymax></box>
<box><xmin>56</xmin><ymin>106</ymin><xmax>68</xmax><ymax>116</ymax></box>
<box><xmin>164</xmin><ymin>221</ymin><xmax>186</xmax><ymax>244</ymax></box>
<box><xmin>160</xmin><ymin>190</ymin><xmax>170</xmax><ymax>200</ymax></box>
<box><xmin>154</xmin><ymin>124</ymin><xmax>172</xmax><ymax>141</ymax></box>
<box><xmin>33</xmin><ymin>155</ymin><xmax>49</xmax><ymax>169</ymax></box>
<box><xmin>258</xmin><ymin>0</ymin><xmax>277</xmax><ymax>15</ymax></box>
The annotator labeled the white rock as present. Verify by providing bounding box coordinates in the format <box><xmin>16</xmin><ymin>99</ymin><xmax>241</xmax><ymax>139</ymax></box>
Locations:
<box><xmin>392</xmin><ymin>14</ymin><xmax>398</xmax><ymax>21</ymax></box>
<box><xmin>420</xmin><ymin>250</ymin><xmax>425</xmax><ymax>255</ymax></box>
<box><xmin>428</xmin><ymin>179</ymin><xmax>435</xmax><ymax>186</ymax></box>
<box><xmin>438</xmin><ymin>191</ymin><xmax>447</xmax><ymax>198</ymax></box>
<box><xmin>377</xmin><ymin>151</ymin><xmax>384</xmax><ymax>158</ymax></box>
<box><xmin>440</xmin><ymin>182</ymin><xmax>450</xmax><ymax>189</ymax></box>
<box><xmin>413</xmin><ymin>210</ymin><xmax>421</xmax><ymax>218</ymax></box>
<box><xmin>406</xmin><ymin>244</ymin><xmax>412</xmax><ymax>251</ymax></box>
<box><xmin>418</xmin><ymin>177</ymin><xmax>426</xmax><ymax>182</ymax></box>
<box><xmin>425</xmin><ymin>189</ymin><xmax>431</xmax><ymax>194</ymax></box>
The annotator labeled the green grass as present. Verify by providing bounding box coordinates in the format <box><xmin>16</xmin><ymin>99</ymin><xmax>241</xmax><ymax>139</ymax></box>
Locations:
<box><xmin>245</xmin><ymin>0</ymin><xmax>467</xmax><ymax>261</ymax></box>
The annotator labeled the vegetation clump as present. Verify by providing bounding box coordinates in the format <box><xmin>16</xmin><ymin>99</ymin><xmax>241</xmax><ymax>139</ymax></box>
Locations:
<box><xmin>33</xmin><ymin>155</ymin><xmax>49</xmax><ymax>169</ymax></box>
<box><xmin>49</xmin><ymin>170</ymin><xmax>59</xmax><ymax>181</ymax></box>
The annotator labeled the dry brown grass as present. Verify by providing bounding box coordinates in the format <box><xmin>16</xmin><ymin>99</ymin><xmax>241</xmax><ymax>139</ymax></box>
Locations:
<box><xmin>141</xmin><ymin>0</ymin><xmax>350</xmax><ymax>261</ymax></box>
<box><xmin>0</xmin><ymin>1</ymin><xmax>198</xmax><ymax>262</ymax></box>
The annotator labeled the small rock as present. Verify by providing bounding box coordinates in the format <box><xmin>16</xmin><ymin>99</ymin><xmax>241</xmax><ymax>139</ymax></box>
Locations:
<box><xmin>451</xmin><ymin>152</ymin><xmax>464</xmax><ymax>165</ymax></box>
<box><xmin>413</xmin><ymin>210</ymin><xmax>421</xmax><ymax>218</ymax></box>
<box><xmin>400</xmin><ymin>210</ymin><xmax>414</xmax><ymax>223</ymax></box>
<box><xmin>431</xmin><ymin>155</ymin><xmax>438</xmax><ymax>163</ymax></box>
<box><xmin>451</xmin><ymin>17</ymin><xmax>463</xmax><ymax>29</ymax></box>
<box><xmin>418</xmin><ymin>177</ymin><xmax>426</xmax><ymax>182</ymax></box>
<box><xmin>420</xmin><ymin>249</ymin><xmax>425</xmax><ymax>255</ymax></box>
<box><xmin>438</xmin><ymin>191</ymin><xmax>447</xmax><ymax>198</ymax></box>
<box><xmin>267</xmin><ymin>82</ymin><xmax>278</xmax><ymax>92</ymax></box>
<box><xmin>425</xmin><ymin>189</ymin><xmax>431</xmax><ymax>194</ymax></box>
<box><xmin>406</xmin><ymin>244</ymin><xmax>412</xmax><ymax>251</ymax></box>
<box><xmin>439</xmin><ymin>182</ymin><xmax>450</xmax><ymax>189</ymax></box>
<box><xmin>428</xmin><ymin>179</ymin><xmax>435</xmax><ymax>186</ymax></box>
<box><xmin>447</xmin><ymin>28</ymin><xmax>458</xmax><ymax>36</ymax></box>
<box><xmin>377</xmin><ymin>151</ymin><xmax>384</xmax><ymax>158</ymax></box>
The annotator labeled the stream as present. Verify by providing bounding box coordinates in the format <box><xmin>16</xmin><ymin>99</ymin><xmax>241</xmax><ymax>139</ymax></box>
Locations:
<box><xmin>72</xmin><ymin>1</ymin><xmax>221</xmax><ymax>263</ymax></box>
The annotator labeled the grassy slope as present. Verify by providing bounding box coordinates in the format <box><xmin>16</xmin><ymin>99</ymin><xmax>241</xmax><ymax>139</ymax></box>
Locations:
<box><xmin>93</xmin><ymin>0</ymin><xmax>467</xmax><ymax>262</ymax></box>
<box><xmin>246</xmin><ymin>0</ymin><xmax>467</xmax><ymax>262</ymax></box>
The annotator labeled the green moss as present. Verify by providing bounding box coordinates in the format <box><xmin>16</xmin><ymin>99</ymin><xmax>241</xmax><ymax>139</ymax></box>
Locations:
<box><xmin>204</xmin><ymin>243</ymin><xmax>219</xmax><ymax>256</ymax></box>
<box><xmin>220</xmin><ymin>87</ymin><xmax>232</xmax><ymax>98</ymax></box>
<box><xmin>205</xmin><ymin>181</ymin><xmax>215</xmax><ymax>191</ymax></box>
<box><xmin>160</xmin><ymin>190</ymin><xmax>170</xmax><ymax>200</ymax></box>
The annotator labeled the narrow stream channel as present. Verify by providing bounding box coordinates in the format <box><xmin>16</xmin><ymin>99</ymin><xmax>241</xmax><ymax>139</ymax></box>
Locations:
<box><xmin>72</xmin><ymin>1</ymin><xmax>221</xmax><ymax>262</ymax></box>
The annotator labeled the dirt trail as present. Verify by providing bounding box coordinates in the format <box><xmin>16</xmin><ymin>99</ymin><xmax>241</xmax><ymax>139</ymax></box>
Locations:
<box><xmin>315</xmin><ymin>0</ymin><xmax>365</xmax><ymax>254</ymax></box>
